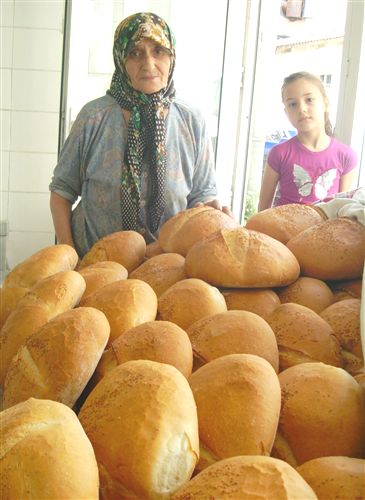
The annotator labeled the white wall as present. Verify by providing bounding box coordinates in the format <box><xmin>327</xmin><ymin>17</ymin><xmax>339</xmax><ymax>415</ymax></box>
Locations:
<box><xmin>0</xmin><ymin>0</ymin><xmax>65</xmax><ymax>271</ymax></box>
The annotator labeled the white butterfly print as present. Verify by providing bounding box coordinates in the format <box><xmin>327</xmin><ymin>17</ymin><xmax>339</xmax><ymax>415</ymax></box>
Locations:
<box><xmin>293</xmin><ymin>164</ymin><xmax>337</xmax><ymax>200</ymax></box>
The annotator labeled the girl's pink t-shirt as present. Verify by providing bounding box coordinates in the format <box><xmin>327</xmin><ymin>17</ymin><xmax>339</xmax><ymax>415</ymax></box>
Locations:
<box><xmin>268</xmin><ymin>136</ymin><xmax>357</xmax><ymax>206</ymax></box>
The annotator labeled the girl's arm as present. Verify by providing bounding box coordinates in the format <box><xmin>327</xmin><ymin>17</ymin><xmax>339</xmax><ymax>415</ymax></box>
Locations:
<box><xmin>258</xmin><ymin>163</ymin><xmax>280</xmax><ymax>212</ymax></box>
<box><xmin>339</xmin><ymin>168</ymin><xmax>358</xmax><ymax>193</ymax></box>
<box><xmin>50</xmin><ymin>192</ymin><xmax>75</xmax><ymax>248</ymax></box>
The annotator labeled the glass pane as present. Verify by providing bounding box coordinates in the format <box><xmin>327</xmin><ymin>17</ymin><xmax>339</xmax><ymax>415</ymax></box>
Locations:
<box><xmin>243</xmin><ymin>0</ymin><xmax>349</xmax><ymax>221</ymax></box>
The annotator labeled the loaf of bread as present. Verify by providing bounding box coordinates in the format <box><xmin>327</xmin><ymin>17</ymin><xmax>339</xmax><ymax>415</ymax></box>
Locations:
<box><xmin>159</xmin><ymin>206</ymin><xmax>239</xmax><ymax>256</ymax></box>
<box><xmin>3</xmin><ymin>307</ymin><xmax>110</xmax><ymax>409</ymax></box>
<box><xmin>286</xmin><ymin>218</ymin><xmax>365</xmax><ymax>280</ymax></box>
<box><xmin>266</xmin><ymin>303</ymin><xmax>342</xmax><ymax>371</ymax></box>
<box><xmin>0</xmin><ymin>285</ymin><xmax>28</xmax><ymax>328</ymax></box>
<box><xmin>0</xmin><ymin>270</ymin><xmax>86</xmax><ymax>386</ymax></box>
<box><xmin>2</xmin><ymin>244</ymin><xmax>79</xmax><ymax>290</ymax></box>
<box><xmin>187</xmin><ymin>310</ymin><xmax>279</xmax><ymax>372</ymax></box>
<box><xmin>171</xmin><ymin>456</ymin><xmax>317</xmax><ymax>500</ymax></box>
<box><xmin>189</xmin><ymin>354</ymin><xmax>281</xmax><ymax>472</ymax></box>
<box><xmin>0</xmin><ymin>398</ymin><xmax>99</xmax><ymax>499</ymax></box>
<box><xmin>129</xmin><ymin>252</ymin><xmax>187</xmax><ymax>296</ymax></box>
<box><xmin>276</xmin><ymin>277</ymin><xmax>334</xmax><ymax>313</ymax></box>
<box><xmin>95</xmin><ymin>320</ymin><xmax>193</xmax><ymax>382</ymax></box>
<box><xmin>82</xmin><ymin>279</ymin><xmax>157</xmax><ymax>345</ymax></box>
<box><xmin>221</xmin><ymin>288</ymin><xmax>280</xmax><ymax>319</ymax></box>
<box><xmin>297</xmin><ymin>456</ymin><xmax>365</xmax><ymax>500</ymax></box>
<box><xmin>327</xmin><ymin>278</ymin><xmax>362</xmax><ymax>303</ymax></box>
<box><xmin>272</xmin><ymin>362</ymin><xmax>365</xmax><ymax>466</ymax></box>
<box><xmin>79</xmin><ymin>230</ymin><xmax>146</xmax><ymax>272</ymax></box>
<box><xmin>79</xmin><ymin>260</ymin><xmax>128</xmax><ymax>301</ymax></box>
<box><xmin>145</xmin><ymin>240</ymin><xmax>164</xmax><ymax>258</ymax></box>
<box><xmin>158</xmin><ymin>278</ymin><xmax>227</xmax><ymax>330</ymax></box>
<box><xmin>78</xmin><ymin>360</ymin><xmax>199</xmax><ymax>498</ymax></box>
<box><xmin>320</xmin><ymin>298</ymin><xmax>363</xmax><ymax>375</ymax></box>
<box><xmin>245</xmin><ymin>203</ymin><xmax>324</xmax><ymax>243</ymax></box>
<box><xmin>185</xmin><ymin>227</ymin><xmax>300</xmax><ymax>288</ymax></box>
<box><xmin>1</xmin><ymin>244</ymin><xmax>79</xmax><ymax>322</ymax></box>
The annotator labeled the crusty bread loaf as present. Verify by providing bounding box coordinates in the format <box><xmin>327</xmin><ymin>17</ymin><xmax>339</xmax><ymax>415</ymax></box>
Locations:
<box><xmin>95</xmin><ymin>320</ymin><xmax>193</xmax><ymax>381</ymax></box>
<box><xmin>158</xmin><ymin>278</ymin><xmax>227</xmax><ymax>330</ymax></box>
<box><xmin>245</xmin><ymin>203</ymin><xmax>324</xmax><ymax>244</ymax></box>
<box><xmin>286</xmin><ymin>218</ymin><xmax>365</xmax><ymax>280</ymax></box>
<box><xmin>272</xmin><ymin>362</ymin><xmax>365</xmax><ymax>466</ymax></box>
<box><xmin>0</xmin><ymin>398</ymin><xmax>99</xmax><ymax>499</ymax></box>
<box><xmin>79</xmin><ymin>260</ymin><xmax>128</xmax><ymax>301</ymax></box>
<box><xmin>79</xmin><ymin>230</ymin><xmax>146</xmax><ymax>272</ymax></box>
<box><xmin>171</xmin><ymin>456</ymin><xmax>317</xmax><ymax>500</ymax></box>
<box><xmin>78</xmin><ymin>360</ymin><xmax>199</xmax><ymax>498</ymax></box>
<box><xmin>0</xmin><ymin>270</ymin><xmax>86</xmax><ymax>386</ymax></box>
<box><xmin>276</xmin><ymin>277</ymin><xmax>334</xmax><ymax>313</ymax></box>
<box><xmin>187</xmin><ymin>310</ymin><xmax>279</xmax><ymax>373</ymax></box>
<box><xmin>0</xmin><ymin>285</ymin><xmax>28</xmax><ymax>328</ymax></box>
<box><xmin>82</xmin><ymin>278</ymin><xmax>158</xmax><ymax>345</ymax></box>
<box><xmin>221</xmin><ymin>288</ymin><xmax>280</xmax><ymax>319</ymax></box>
<box><xmin>266</xmin><ymin>303</ymin><xmax>342</xmax><ymax>371</ymax></box>
<box><xmin>159</xmin><ymin>206</ymin><xmax>239</xmax><ymax>256</ymax></box>
<box><xmin>328</xmin><ymin>278</ymin><xmax>362</xmax><ymax>299</ymax></box>
<box><xmin>320</xmin><ymin>298</ymin><xmax>363</xmax><ymax>375</ymax></box>
<box><xmin>189</xmin><ymin>354</ymin><xmax>281</xmax><ymax>472</ymax></box>
<box><xmin>185</xmin><ymin>227</ymin><xmax>300</xmax><ymax>288</ymax></box>
<box><xmin>297</xmin><ymin>456</ymin><xmax>365</xmax><ymax>500</ymax></box>
<box><xmin>145</xmin><ymin>240</ymin><xmax>164</xmax><ymax>258</ymax></box>
<box><xmin>2</xmin><ymin>244</ymin><xmax>78</xmax><ymax>290</ymax></box>
<box><xmin>3</xmin><ymin>307</ymin><xmax>110</xmax><ymax>409</ymax></box>
<box><xmin>129</xmin><ymin>252</ymin><xmax>187</xmax><ymax>296</ymax></box>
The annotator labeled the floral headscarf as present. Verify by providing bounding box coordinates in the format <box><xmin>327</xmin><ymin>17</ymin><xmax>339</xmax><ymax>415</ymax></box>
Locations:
<box><xmin>107</xmin><ymin>12</ymin><xmax>176</xmax><ymax>234</ymax></box>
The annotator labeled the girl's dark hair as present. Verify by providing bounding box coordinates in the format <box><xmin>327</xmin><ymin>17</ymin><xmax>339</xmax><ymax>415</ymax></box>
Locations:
<box><xmin>281</xmin><ymin>71</ymin><xmax>333</xmax><ymax>136</ymax></box>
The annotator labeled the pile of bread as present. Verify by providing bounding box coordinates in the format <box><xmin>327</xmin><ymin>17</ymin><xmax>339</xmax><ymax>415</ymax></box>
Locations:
<box><xmin>1</xmin><ymin>204</ymin><xmax>364</xmax><ymax>499</ymax></box>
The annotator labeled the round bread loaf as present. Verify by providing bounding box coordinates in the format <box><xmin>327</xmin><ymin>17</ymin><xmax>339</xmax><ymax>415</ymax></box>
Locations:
<box><xmin>145</xmin><ymin>240</ymin><xmax>164</xmax><ymax>258</ymax></box>
<box><xmin>221</xmin><ymin>288</ymin><xmax>280</xmax><ymax>319</ymax></box>
<box><xmin>79</xmin><ymin>230</ymin><xmax>146</xmax><ymax>272</ymax></box>
<box><xmin>185</xmin><ymin>227</ymin><xmax>300</xmax><ymax>288</ymax></box>
<box><xmin>0</xmin><ymin>271</ymin><xmax>86</xmax><ymax>386</ymax></box>
<box><xmin>78</xmin><ymin>360</ymin><xmax>199</xmax><ymax>498</ymax></box>
<box><xmin>320</xmin><ymin>298</ymin><xmax>363</xmax><ymax>375</ymax></box>
<box><xmin>266</xmin><ymin>303</ymin><xmax>342</xmax><ymax>371</ymax></box>
<box><xmin>158</xmin><ymin>278</ymin><xmax>227</xmax><ymax>330</ymax></box>
<box><xmin>95</xmin><ymin>320</ymin><xmax>193</xmax><ymax>380</ymax></box>
<box><xmin>171</xmin><ymin>455</ymin><xmax>317</xmax><ymax>500</ymax></box>
<box><xmin>273</xmin><ymin>362</ymin><xmax>365</xmax><ymax>466</ymax></box>
<box><xmin>187</xmin><ymin>310</ymin><xmax>279</xmax><ymax>372</ymax></box>
<box><xmin>327</xmin><ymin>278</ymin><xmax>362</xmax><ymax>300</ymax></box>
<box><xmin>2</xmin><ymin>244</ymin><xmax>78</xmax><ymax>290</ymax></box>
<box><xmin>189</xmin><ymin>354</ymin><xmax>281</xmax><ymax>472</ymax></box>
<box><xmin>129</xmin><ymin>253</ymin><xmax>187</xmax><ymax>296</ymax></box>
<box><xmin>297</xmin><ymin>456</ymin><xmax>365</xmax><ymax>500</ymax></box>
<box><xmin>286</xmin><ymin>218</ymin><xmax>365</xmax><ymax>280</ymax></box>
<box><xmin>0</xmin><ymin>398</ymin><xmax>99</xmax><ymax>499</ymax></box>
<box><xmin>3</xmin><ymin>307</ymin><xmax>110</xmax><ymax>409</ymax></box>
<box><xmin>82</xmin><ymin>278</ymin><xmax>158</xmax><ymax>345</ymax></box>
<box><xmin>245</xmin><ymin>203</ymin><xmax>324</xmax><ymax>243</ymax></box>
<box><xmin>276</xmin><ymin>277</ymin><xmax>334</xmax><ymax>313</ymax></box>
<box><xmin>79</xmin><ymin>261</ymin><xmax>128</xmax><ymax>301</ymax></box>
<box><xmin>159</xmin><ymin>206</ymin><xmax>239</xmax><ymax>256</ymax></box>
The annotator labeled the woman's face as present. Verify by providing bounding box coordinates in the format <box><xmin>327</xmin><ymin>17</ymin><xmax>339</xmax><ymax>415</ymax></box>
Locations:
<box><xmin>125</xmin><ymin>38</ymin><xmax>172</xmax><ymax>94</ymax></box>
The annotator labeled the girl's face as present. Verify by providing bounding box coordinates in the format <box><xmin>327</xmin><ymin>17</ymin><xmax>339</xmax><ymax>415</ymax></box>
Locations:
<box><xmin>282</xmin><ymin>78</ymin><xmax>328</xmax><ymax>134</ymax></box>
<box><xmin>125</xmin><ymin>38</ymin><xmax>172</xmax><ymax>94</ymax></box>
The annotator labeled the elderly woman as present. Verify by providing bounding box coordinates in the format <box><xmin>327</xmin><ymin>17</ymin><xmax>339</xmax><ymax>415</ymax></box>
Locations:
<box><xmin>50</xmin><ymin>12</ymin><xmax>230</xmax><ymax>258</ymax></box>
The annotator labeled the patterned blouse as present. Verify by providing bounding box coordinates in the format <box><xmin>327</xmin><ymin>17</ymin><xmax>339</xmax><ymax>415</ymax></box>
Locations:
<box><xmin>49</xmin><ymin>94</ymin><xmax>217</xmax><ymax>257</ymax></box>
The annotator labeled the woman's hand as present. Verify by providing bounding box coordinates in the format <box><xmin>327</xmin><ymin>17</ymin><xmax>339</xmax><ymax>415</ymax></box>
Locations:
<box><xmin>195</xmin><ymin>199</ymin><xmax>235</xmax><ymax>219</ymax></box>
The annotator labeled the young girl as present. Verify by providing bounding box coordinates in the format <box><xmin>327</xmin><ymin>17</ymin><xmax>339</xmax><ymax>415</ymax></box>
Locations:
<box><xmin>258</xmin><ymin>72</ymin><xmax>358</xmax><ymax>211</ymax></box>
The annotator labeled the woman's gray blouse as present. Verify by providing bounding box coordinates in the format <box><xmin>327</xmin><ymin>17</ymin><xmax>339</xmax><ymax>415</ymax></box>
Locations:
<box><xmin>49</xmin><ymin>94</ymin><xmax>217</xmax><ymax>257</ymax></box>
